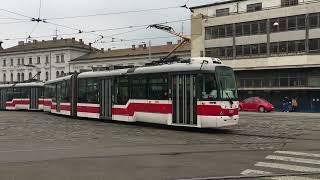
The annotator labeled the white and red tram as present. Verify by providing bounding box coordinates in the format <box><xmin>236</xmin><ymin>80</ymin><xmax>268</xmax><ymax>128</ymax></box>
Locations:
<box><xmin>44</xmin><ymin>57</ymin><xmax>239</xmax><ymax>128</ymax></box>
<box><xmin>0</xmin><ymin>82</ymin><xmax>44</xmax><ymax>111</ymax></box>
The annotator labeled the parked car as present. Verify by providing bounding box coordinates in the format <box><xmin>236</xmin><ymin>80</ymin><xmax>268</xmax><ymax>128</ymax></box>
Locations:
<box><xmin>239</xmin><ymin>97</ymin><xmax>274</xmax><ymax>112</ymax></box>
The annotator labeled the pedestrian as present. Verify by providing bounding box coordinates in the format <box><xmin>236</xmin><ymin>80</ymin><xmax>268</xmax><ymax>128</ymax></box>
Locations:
<box><xmin>292</xmin><ymin>97</ymin><xmax>298</xmax><ymax>112</ymax></box>
<box><xmin>282</xmin><ymin>96</ymin><xmax>291</xmax><ymax>112</ymax></box>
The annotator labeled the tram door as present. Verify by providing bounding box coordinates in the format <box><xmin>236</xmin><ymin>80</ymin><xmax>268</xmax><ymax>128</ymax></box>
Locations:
<box><xmin>56</xmin><ymin>84</ymin><xmax>61</xmax><ymax>112</ymax></box>
<box><xmin>172</xmin><ymin>74</ymin><xmax>197</xmax><ymax>125</ymax></box>
<box><xmin>100</xmin><ymin>79</ymin><xmax>113</xmax><ymax>119</ymax></box>
<box><xmin>30</xmin><ymin>87</ymin><xmax>39</xmax><ymax>109</ymax></box>
<box><xmin>0</xmin><ymin>89</ymin><xmax>6</xmax><ymax>109</ymax></box>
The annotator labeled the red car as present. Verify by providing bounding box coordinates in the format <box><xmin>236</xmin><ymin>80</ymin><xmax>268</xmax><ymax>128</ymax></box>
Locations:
<box><xmin>239</xmin><ymin>97</ymin><xmax>274</xmax><ymax>112</ymax></box>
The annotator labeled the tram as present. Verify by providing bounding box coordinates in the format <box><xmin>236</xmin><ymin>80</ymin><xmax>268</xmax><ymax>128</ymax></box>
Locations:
<box><xmin>43</xmin><ymin>57</ymin><xmax>239</xmax><ymax>128</ymax></box>
<box><xmin>0</xmin><ymin>82</ymin><xmax>44</xmax><ymax>110</ymax></box>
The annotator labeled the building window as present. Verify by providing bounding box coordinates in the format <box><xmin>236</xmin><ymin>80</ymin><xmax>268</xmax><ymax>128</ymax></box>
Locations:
<box><xmin>216</xmin><ymin>8</ymin><xmax>229</xmax><ymax>17</ymax></box>
<box><xmin>243</xmin><ymin>45</ymin><xmax>251</xmax><ymax>56</ymax></box>
<box><xmin>29</xmin><ymin>72</ymin><xmax>32</xmax><ymax>80</ymax></box>
<box><xmin>21</xmin><ymin>58</ymin><xmax>24</xmax><ymax>65</ymax></box>
<box><xmin>37</xmin><ymin>57</ymin><xmax>41</xmax><ymax>64</ymax></box>
<box><xmin>279</xmin><ymin>41</ymin><xmax>288</xmax><ymax>54</ymax></box>
<box><xmin>218</xmin><ymin>25</ymin><xmax>226</xmax><ymax>38</ymax></box>
<box><xmin>10</xmin><ymin>73</ymin><xmax>13</xmax><ymax>83</ymax></box>
<box><xmin>251</xmin><ymin>44</ymin><xmax>259</xmax><ymax>55</ymax></box>
<box><xmin>56</xmin><ymin>71</ymin><xmax>60</xmax><ymax>78</ymax></box>
<box><xmin>10</xmin><ymin>59</ymin><xmax>13</xmax><ymax>66</ymax></box>
<box><xmin>279</xmin><ymin>17</ymin><xmax>287</xmax><ymax>31</ymax></box>
<box><xmin>45</xmin><ymin>72</ymin><xmax>49</xmax><ymax>81</ymax></box>
<box><xmin>309</xmin><ymin>13</ymin><xmax>319</xmax><ymax>29</ymax></box>
<box><xmin>17</xmin><ymin>58</ymin><xmax>20</xmax><ymax>65</ymax></box>
<box><xmin>287</xmin><ymin>16</ymin><xmax>297</xmax><ymax>30</ymax></box>
<box><xmin>21</xmin><ymin>73</ymin><xmax>24</xmax><ymax>81</ymax></box>
<box><xmin>259</xmin><ymin>20</ymin><xmax>267</xmax><ymax>34</ymax></box>
<box><xmin>3</xmin><ymin>74</ymin><xmax>6</xmax><ymax>83</ymax></box>
<box><xmin>29</xmin><ymin>58</ymin><xmax>32</xmax><ymax>65</ymax></box>
<box><xmin>297</xmin><ymin>15</ymin><xmax>306</xmax><ymax>29</ymax></box>
<box><xmin>270</xmin><ymin>18</ymin><xmax>279</xmax><ymax>32</ymax></box>
<box><xmin>236</xmin><ymin>45</ymin><xmax>243</xmax><ymax>57</ymax></box>
<box><xmin>236</xmin><ymin>23</ymin><xmax>242</xmax><ymax>36</ymax></box>
<box><xmin>243</xmin><ymin>23</ymin><xmax>251</xmax><ymax>35</ymax></box>
<box><xmin>226</xmin><ymin>24</ymin><xmax>233</xmax><ymax>37</ymax></box>
<box><xmin>61</xmin><ymin>71</ymin><xmax>64</xmax><ymax>77</ymax></box>
<box><xmin>281</xmin><ymin>0</ymin><xmax>298</xmax><ymax>7</ymax></box>
<box><xmin>260</xmin><ymin>44</ymin><xmax>267</xmax><ymax>55</ymax></box>
<box><xmin>288</xmin><ymin>41</ymin><xmax>296</xmax><ymax>53</ymax></box>
<box><xmin>297</xmin><ymin>40</ymin><xmax>305</xmax><ymax>52</ymax></box>
<box><xmin>17</xmin><ymin>73</ymin><xmax>20</xmax><ymax>82</ymax></box>
<box><xmin>61</xmin><ymin>54</ymin><xmax>65</xmax><ymax>63</ymax></box>
<box><xmin>247</xmin><ymin>3</ymin><xmax>262</xmax><ymax>12</ymax></box>
<box><xmin>271</xmin><ymin>42</ymin><xmax>279</xmax><ymax>55</ymax></box>
<box><xmin>3</xmin><ymin>59</ymin><xmax>6</xmax><ymax>67</ymax></box>
<box><xmin>205</xmin><ymin>27</ymin><xmax>213</xmax><ymax>40</ymax></box>
<box><xmin>45</xmin><ymin>56</ymin><xmax>49</xmax><ymax>64</ymax></box>
<box><xmin>56</xmin><ymin>55</ymin><xmax>60</xmax><ymax>63</ymax></box>
<box><xmin>309</xmin><ymin>39</ymin><xmax>320</xmax><ymax>52</ymax></box>
<box><xmin>251</xmin><ymin>21</ymin><xmax>259</xmax><ymax>35</ymax></box>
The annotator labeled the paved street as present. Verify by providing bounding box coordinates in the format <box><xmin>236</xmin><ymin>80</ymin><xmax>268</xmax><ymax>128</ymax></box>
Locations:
<box><xmin>0</xmin><ymin>111</ymin><xmax>319</xmax><ymax>180</ymax></box>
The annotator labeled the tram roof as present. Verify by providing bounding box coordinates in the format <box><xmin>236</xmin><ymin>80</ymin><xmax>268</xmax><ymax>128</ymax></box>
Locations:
<box><xmin>0</xmin><ymin>82</ymin><xmax>44</xmax><ymax>88</ymax></box>
<box><xmin>45</xmin><ymin>75</ymin><xmax>73</xmax><ymax>84</ymax></box>
<box><xmin>77</xmin><ymin>57</ymin><xmax>225</xmax><ymax>79</ymax></box>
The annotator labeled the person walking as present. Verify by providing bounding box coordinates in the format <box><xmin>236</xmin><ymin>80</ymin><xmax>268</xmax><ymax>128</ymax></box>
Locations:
<box><xmin>292</xmin><ymin>97</ymin><xmax>298</xmax><ymax>112</ymax></box>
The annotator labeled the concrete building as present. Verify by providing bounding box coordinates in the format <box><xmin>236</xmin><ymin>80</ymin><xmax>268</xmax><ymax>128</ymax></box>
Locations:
<box><xmin>191</xmin><ymin>0</ymin><xmax>320</xmax><ymax>112</ymax></box>
<box><xmin>70</xmin><ymin>42</ymin><xmax>191</xmax><ymax>72</ymax></box>
<box><xmin>0</xmin><ymin>38</ymin><xmax>93</xmax><ymax>84</ymax></box>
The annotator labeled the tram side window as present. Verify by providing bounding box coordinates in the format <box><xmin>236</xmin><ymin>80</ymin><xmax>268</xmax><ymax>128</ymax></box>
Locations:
<box><xmin>60</xmin><ymin>81</ymin><xmax>70</xmax><ymax>103</ymax></box>
<box><xmin>6</xmin><ymin>88</ymin><xmax>14</xmax><ymax>101</ymax></box>
<box><xmin>87</xmin><ymin>79</ymin><xmax>99</xmax><ymax>104</ymax></box>
<box><xmin>15</xmin><ymin>87</ymin><xmax>29</xmax><ymax>98</ymax></box>
<box><xmin>130</xmin><ymin>77</ymin><xmax>147</xmax><ymax>99</ymax></box>
<box><xmin>78</xmin><ymin>80</ymin><xmax>87</xmax><ymax>103</ymax></box>
<box><xmin>78</xmin><ymin>79</ymin><xmax>99</xmax><ymax>104</ymax></box>
<box><xmin>51</xmin><ymin>84</ymin><xmax>57</xmax><ymax>102</ymax></box>
<box><xmin>148</xmin><ymin>76</ymin><xmax>168</xmax><ymax>100</ymax></box>
<box><xmin>115</xmin><ymin>77</ymin><xmax>129</xmax><ymax>105</ymax></box>
<box><xmin>197</xmin><ymin>74</ymin><xmax>218</xmax><ymax>100</ymax></box>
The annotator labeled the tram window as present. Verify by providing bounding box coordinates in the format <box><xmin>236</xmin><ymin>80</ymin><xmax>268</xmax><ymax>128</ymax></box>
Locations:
<box><xmin>60</xmin><ymin>81</ymin><xmax>70</xmax><ymax>102</ymax></box>
<box><xmin>87</xmin><ymin>79</ymin><xmax>99</xmax><ymax>104</ymax></box>
<box><xmin>7</xmin><ymin>88</ymin><xmax>14</xmax><ymax>101</ymax></box>
<box><xmin>130</xmin><ymin>78</ymin><xmax>147</xmax><ymax>99</ymax></box>
<box><xmin>115</xmin><ymin>77</ymin><xmax>129</xmax><ymax>105</ymax></box>
<box><xmin>78</xmin><ymin>79</ymin><xmax>88</xmax><ymax>103</ymax></box>
<box><xmin>198</xmin><ymin>74</ymin><xmax>218</xmax><ymax>100</ymax></box>
<box><xmin>51</xmin><ymin>84</ymin><xmax>57</xmax><ymax>102</ymax></box>
<box><xmin>148</xmin><ymin>76</ymin><xmax>168</xmax><ymax>100</ymax></box>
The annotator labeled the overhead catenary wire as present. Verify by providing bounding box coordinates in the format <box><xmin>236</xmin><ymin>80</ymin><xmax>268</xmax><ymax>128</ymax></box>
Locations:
<box><xmin>1</xmin><ymin>18</ymin><xmax>192</xmax><ymax>41</ymax></box>
<box><xmin>45</xmin><ymin>5</ymin><xmax>187</xmax><ymax>20</ymax></box>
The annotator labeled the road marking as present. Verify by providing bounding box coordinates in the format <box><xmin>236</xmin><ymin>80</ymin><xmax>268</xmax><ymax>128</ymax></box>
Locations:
<box><xmin>255</xmin><ymin>162</ymin><xmax>320</xmax><ymax>172</ymax></box>
<box><xmin>275</xmin><ymin>151</ymin><xmax>320</xmax><ymax>158</ymax></box>
<box><xmin>241</xmin><ymin>169</ymin><xmax>272</xmax><ymax>176</ymax></box>
<box><xmin>0</xmin><ymin>147</ymin><xmax>75</xmax><ymax>153</ymax></box>
<box><xmin>266</xmin><ymin>155</ymin><xmax>320</xmax><ymax>165</ymax></box>
<box><xmin>270</xmin><ymin>176</ymin><xmax>319</xmax><ymax>180</ymax></box>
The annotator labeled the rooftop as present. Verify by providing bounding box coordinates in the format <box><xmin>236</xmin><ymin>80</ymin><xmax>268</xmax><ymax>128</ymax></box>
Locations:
<box><xmin>0</xmin><ymin>38</ymin><xmax>94</xmax><ymax>54</ymax></box>
<box><xmin>71</xmin><ymin>42</ymin><xmax>191</xmax><ymax>62</ymax></box>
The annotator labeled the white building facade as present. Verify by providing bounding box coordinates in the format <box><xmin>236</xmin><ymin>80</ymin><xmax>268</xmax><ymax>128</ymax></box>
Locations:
<box><xmin>0</xmin><ymin>38</ymin><xmax>92</xmax><ymax>84</ymax></box>
<box><xmin>191</xmin><ymin>0</ymin><xmax>320</xmax><ymax>112</ymax></box>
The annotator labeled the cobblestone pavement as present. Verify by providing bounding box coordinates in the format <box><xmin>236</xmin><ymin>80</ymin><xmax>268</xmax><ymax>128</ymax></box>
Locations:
<box><xmin>0</xmin><ymin>111</ymin><xmax>319</xmax><ymax>180</ymax></box>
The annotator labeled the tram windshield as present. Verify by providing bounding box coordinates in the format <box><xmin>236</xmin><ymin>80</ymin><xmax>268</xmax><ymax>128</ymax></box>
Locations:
<box><xmin>215</xmin><ymin>66</ymin><xmax>238</xmax><ymax>100</ymax></box>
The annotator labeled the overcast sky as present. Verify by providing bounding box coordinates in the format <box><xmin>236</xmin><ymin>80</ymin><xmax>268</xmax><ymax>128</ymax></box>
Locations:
<box><xmin>0</xmin><ymin>0</ymin><xmax>216</xmax><ymax>49</ymax></box>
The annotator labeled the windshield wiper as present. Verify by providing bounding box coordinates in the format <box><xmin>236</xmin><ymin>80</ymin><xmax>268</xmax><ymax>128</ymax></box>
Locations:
<box><xmin>220</xmin><ymin>80</ymin><xmax>233</xmax><ymax>105</ymax></box>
